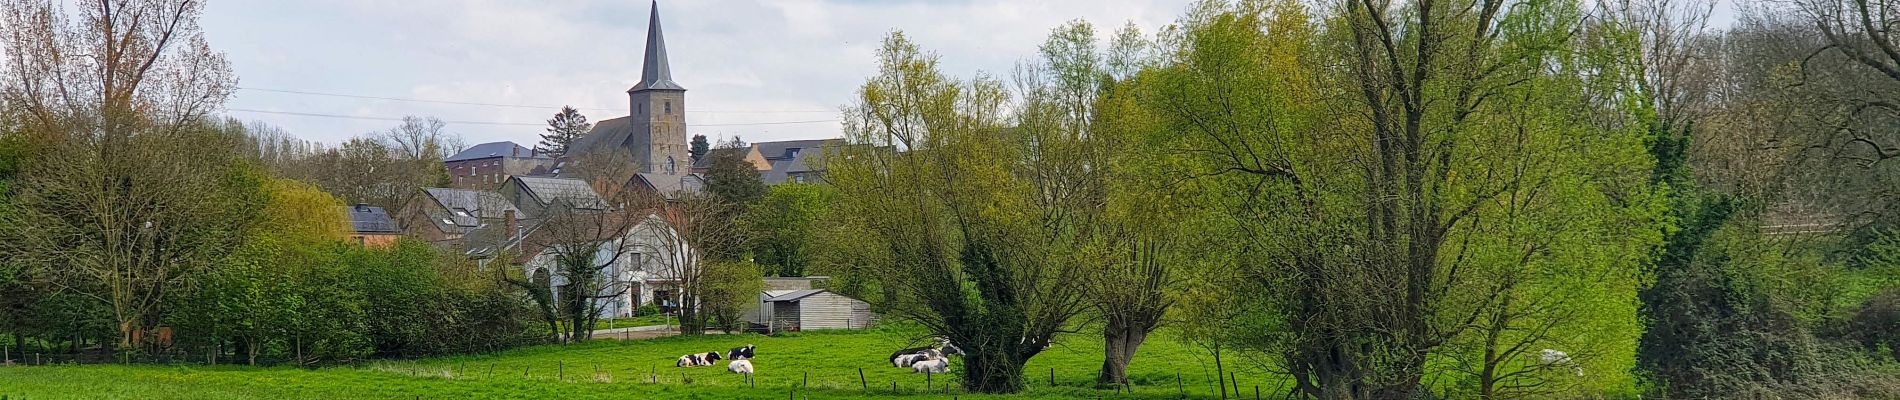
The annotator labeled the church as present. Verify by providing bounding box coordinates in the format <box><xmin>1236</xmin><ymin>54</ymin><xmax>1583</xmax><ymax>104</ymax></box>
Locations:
<box><xmin>552</xmin><ymin>1</ymin><xmax>838</xmax><ymax>194</ymax></box>
<box><xmin>558</xmin><ymin>1</ymin><xmax>701</xmax><ymax>195</ymax></box>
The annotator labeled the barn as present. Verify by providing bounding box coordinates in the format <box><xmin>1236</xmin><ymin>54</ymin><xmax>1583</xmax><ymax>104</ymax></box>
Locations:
<box><xmin>763</xmin><ymin>289</ymin><xmax>874</xmax><ymax>332</ymax></box>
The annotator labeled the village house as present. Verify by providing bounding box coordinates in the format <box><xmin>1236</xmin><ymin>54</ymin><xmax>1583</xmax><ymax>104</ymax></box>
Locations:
<box><xmin>343</xmin><ymin>203</ymin><xmax>402</xmax><ymax>248</ymax></box>
<box><xmin>444</xmin><ymin>141</ymin><xmax>554</xmax><ymax>189</ymax></box>
<box><xmin>690</xmin><ymin>139</ymin><xmax>841</xmax><ymax>185</ymax></box>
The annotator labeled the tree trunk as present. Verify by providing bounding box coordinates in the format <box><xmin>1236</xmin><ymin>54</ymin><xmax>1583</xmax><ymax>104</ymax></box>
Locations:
<box><xmin>1098</xmin><ymin>319</ymin><xmax>1153</xmax><ymax>388</ymax></box>
<box><xmin>962</xmin><ymin>349</ymin><xmax>1027</xmax><ymax>393</ymax></box>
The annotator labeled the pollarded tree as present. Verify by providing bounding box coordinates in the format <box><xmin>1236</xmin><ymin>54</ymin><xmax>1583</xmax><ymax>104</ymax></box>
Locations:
<box><xmin>1137</xmin><ymin>0</ymin><xmax>1663</xmax><ymax>397</ymax></box>
<box><xmin>827</xmin><ymin>32</ymin><xmax>1092</xmax><ymax>394</ymax></box>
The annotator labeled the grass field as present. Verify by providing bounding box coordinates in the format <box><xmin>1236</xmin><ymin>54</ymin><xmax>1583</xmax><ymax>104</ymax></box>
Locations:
<box><xmin>0</xmin><ymin>327</ymin><xmax>1289</xmax><ymax>399</ymax></box>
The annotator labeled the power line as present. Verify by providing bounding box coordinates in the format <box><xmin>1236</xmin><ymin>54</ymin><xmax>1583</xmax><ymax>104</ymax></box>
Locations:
<box><xmin>236</xmin><ymin>86</ymin><xmax>837</xmax><ymax>114</ymax></box>
<box><xmin>226</xmin><ymin>108</ymin><xmax>840</xmax><ymax>127</ymax></box>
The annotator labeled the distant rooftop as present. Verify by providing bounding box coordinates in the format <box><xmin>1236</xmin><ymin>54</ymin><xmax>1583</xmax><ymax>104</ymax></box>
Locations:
<box><xmin>446</xmin><ymin>141</ymin><xmax>543</xmax><ymax>162</ymax></box>
<box><xmin>344</xmin><ymin>204</ymin><xmax>400</xmax><ymax>234</ymax></box>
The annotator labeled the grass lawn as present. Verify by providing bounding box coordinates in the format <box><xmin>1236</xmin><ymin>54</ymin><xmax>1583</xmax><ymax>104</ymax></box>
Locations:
<box><xmin>595</xmin><ymin>314</ymin><xmax>677</xmax><ymax>330</ymax></box>
<box><xmin>0</xmin><ymin>327</ymin><xmax>1289</xmax><ymax>399</ymax></box>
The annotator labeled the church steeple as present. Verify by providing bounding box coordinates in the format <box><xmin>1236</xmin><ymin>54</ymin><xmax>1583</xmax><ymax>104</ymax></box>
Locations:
<box><xmin>629</xmin><ymin>0</ymin><xmax>684</xmax><ymax>93</ymax></box>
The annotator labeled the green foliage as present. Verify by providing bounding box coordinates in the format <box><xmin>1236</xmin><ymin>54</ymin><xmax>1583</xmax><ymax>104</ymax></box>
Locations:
<box><xmin>746</xmin><ymin>183</ymin><xmax>835</xmax><ymax>277</ymax></box>
<box><xmin>703</xmin><ymin>140</ymin><xmax>766</xmax><ymax>208</ymax></box>
<box><xmin>689</xmin><ymin>134</ymin><xmax>710</xmax><ymax>162</ymax></box>
<box><xmin>699</xmin><ymin>259</ymin><xmax>765</xmax><ymax>333</ymax></box>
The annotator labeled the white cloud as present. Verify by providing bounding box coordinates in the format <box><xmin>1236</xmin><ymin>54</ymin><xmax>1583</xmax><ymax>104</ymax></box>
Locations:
<box><xmin>202</xmin><ymin>0</ymin><xmax>1199</xmax><ymax>147</ymax></box>
<box><xmin>203</xmin><ymin>0</ymin><xmax>1738</xmax><ymax>147</ymax></box>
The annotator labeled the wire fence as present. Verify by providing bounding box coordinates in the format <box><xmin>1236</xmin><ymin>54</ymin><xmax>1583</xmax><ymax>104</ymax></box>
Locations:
<box><xmin>2</xmin><ymin>348</ymin><xmax>1289</xmax><ymax>399</ymax></box>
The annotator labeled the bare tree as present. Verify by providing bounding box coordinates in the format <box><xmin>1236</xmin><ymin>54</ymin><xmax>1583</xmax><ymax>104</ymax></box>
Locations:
<box><xmin>640</xmin><ymin>189</ymin><xmax>746</xmax><ymax>335</ymax></box>
<box><xmin>0</xmin><ymin>0</ymin><xmax>248</xmax><ymax>353</ymax></box>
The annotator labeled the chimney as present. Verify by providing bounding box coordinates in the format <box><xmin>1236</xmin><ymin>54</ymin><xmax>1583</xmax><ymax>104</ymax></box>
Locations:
<box><xmin>504</xmin><ymin>210</ymin><xmax>517</xmax><ymax>240</ymax></box>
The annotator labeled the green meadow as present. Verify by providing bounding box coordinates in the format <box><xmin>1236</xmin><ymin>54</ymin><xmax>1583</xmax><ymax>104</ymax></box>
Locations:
<box><xmin>0</xmin><ymin>329</ymin><xmax>1286</xmax><ymax>399</ymax></box>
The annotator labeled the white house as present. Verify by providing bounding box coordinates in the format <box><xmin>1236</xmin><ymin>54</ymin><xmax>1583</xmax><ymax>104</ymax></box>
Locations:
<box><xmin>522</xmin><ymin>213</ymin><xmax>691</xmax><ymax>318</ymax></box>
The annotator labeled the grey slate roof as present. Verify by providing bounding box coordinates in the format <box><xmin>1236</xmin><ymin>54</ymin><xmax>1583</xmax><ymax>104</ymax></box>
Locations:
<box><xmin>421</xmin><ymin>187</ymin><xmax>525</xmax><ymax>230</ymax></box>
<box><xmin>447</xmin><ymin>141</ymin><xmax>540</xmax><ymax>162</ymax></box>
<box><xmin>514</xmin><ymin>176</ymin><xmax>608</xmax><ymax>210</ymax></box>
<box><xmin>567</xmin><ymin>116</ymin><xmax>633</xmax><ymax>159</ymax></box>
<box><xmin>757</xmin><ymin>139</ymin><xmax>840</xmax><ymax>185</ymax></box>
<box><xmin>627</xmin><ymin>1</ymin><xmax>685</xmax><ymax>93</ymax></box>
<box><xmin>635</xmin><ymin>172</ymin><xmax>705</xmax><ymax>198</ymax></box>
<box><xmin>344</xmin><ymin>204</ymin><xmax>400</xmax><ymax>234</ymax></box>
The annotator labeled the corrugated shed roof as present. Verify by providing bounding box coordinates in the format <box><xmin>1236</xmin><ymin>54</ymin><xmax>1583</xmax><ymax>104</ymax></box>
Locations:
<box><xmin>447</xmin><ymin>141</ymin><xmax>540</xmax><ymax>162</ymax></box>
<box><xmin>764</xmin><ymin>289</ymin><xmax>827</xmax><ymax>302</ymax></box>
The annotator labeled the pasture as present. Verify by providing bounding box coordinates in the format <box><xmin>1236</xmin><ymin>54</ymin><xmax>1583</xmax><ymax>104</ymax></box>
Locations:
<box><xmin>0</xmin><ymin>328</ymin><xmax>1286</xmax><ymax>399</ymax></box>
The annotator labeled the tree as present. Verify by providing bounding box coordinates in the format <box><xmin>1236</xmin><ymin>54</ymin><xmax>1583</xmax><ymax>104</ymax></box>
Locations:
<box><xmin>1125</xmin><ymin>1</ymin><xmax>1662</xmax><ymax>397</ymax></box>
<box><xmin>699</xmin><ymin>259</ymin><xmax>764</xmax><ymax>333</ymax></box>
<box><xmin>703</xmin><ymin>137</ymin><xmax>766</xmax><ymax>207</ymax></box>
<box><xmin>539</xmin><ymin>106</ymin><xmax>590</xmax><ymax>157</ymax></box>
<box><xmin>0</xmin><ymin>0</ymin><xmax>256</xmax><ymax>353</ymax></box>
<box><xmin>747</xmin><ymin>183</ymin><xmax>834</xmax><ymax>277</ymax></box>
<box><xmin>642</xmin><ymin>190</ymin><xmax>748</xmax><ymax>335</ymax></box>
<box><xmin>689</xmin><ymin>134</ymin><xmax>710</xmax><ymax>162</ymax></box>
<box><xmin>828</xmin><ymin>32</ymin><xmax>1091</xmax><ymax>393</ymax></box>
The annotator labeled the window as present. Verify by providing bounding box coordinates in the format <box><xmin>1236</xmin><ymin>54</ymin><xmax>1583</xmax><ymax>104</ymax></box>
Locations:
<box><xmin>664</xmin><ymin>101</ymin><xmax>672</xmax><ymax>115</ymax></box>
<box><xmin>665</xmin><ymin>156</ymin><xmax>677</xmax><ymax>174</ymax></box>
<box><xmin>630</xmin><ymin>253</ymin><xmax>644</xmax><ymax>272</ymax></box>
<box><xmin>639</xmin><ymin>103</ymin><xmax>645</xmax><ymax>116</ymax></box>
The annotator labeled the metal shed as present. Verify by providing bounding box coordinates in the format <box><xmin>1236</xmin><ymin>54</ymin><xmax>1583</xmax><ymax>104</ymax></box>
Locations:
<box><xmin>763</xmin><ymin>289</ymin><xmax>874</xmax><ymax>332</ymax></box>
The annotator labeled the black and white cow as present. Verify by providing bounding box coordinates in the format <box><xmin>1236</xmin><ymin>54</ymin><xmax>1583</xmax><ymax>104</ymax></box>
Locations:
<box><xmin>727</xmin><ymin>344</ymin><xmax>756</xmax><ymax>360</ymax></box>
<box><xmin>889</xmin><ymin>337</ymin><xmax>961</xmax><ymax>368</ymax></box>
<box><xmin>676</xmin><ymin>350</ymin><xmax>723</xmax><ymax>367</ymax></box>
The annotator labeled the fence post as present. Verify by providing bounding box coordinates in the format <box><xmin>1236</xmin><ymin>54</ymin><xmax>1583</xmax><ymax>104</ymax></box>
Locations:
<box><xmin>1177</xmin><ymin>372</ymin><xmax>1184</xmax><ymax>398</ymax></box>
<box><xmin>1231</xmin><ymin>372</ymin><xmax>1240</xmax><ymax>397</ymax></box>
<box><xmin>488</xmin><ymin>363</ymin><xmax>495</xmax><ymax>379</ymax></box>
<box><xmin>891</xmin><ymin>381</ymin><xmax>897</xmax><ymax>394</ymax></box>
<box><xmin>927</xmin><ymin>371</ymin><xmax>932</xmax><ymax>392</ymax></box>
<box><xmin>1255</xmin><ymin>385</ymin><xmax>1261</xmax><ymax>400</ymax></box>
<box><xmin>803</xmin><ymin>371</ymin><xmax>808</xmax><ymax>388</ymax></box>
<box><xmin>1050</xmin><ymin>367</ymin><xmax>1055</xmax><ymax>386</ymax></box>
<box><xmin>858</xmin><ymin>368</ymin><xmax>867</xmax><ymax>390</ymax></box>
<box><xmin>523</xmin><ymin>366</ymin><xmax>529</xmax><ymax>379</ymax></box>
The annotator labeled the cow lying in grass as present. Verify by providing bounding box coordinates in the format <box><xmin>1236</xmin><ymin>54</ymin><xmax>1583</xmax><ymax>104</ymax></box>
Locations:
<box><xmin>911</xmin><ymin>357</ymin><xmax>948</xmax><ymax>374</ymax></box>
<box><xmin>727</xmin><ymin>344</ymin><xmax>756</xmax><ymax>360</ymax></box>
<box><xmin>727</xmin><ymin>359</ymin><xmax>754</xmax><ymax>374</ymax></box>
<box><xmin>676</xmin><ymin>351</ymin><xmax>723</xmax><ymax>367</ymax></box>
<box><xmin>890</xmin><ymin>337</ymin><xmax>963</xmax><ymax>368</ymax></box>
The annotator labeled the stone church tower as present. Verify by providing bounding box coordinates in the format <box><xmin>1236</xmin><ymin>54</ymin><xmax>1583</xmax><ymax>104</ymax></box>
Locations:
<box><xmin>626</xmin><ymin>1</ymin><xmax>688</xmax><ymax>175</ymax></box>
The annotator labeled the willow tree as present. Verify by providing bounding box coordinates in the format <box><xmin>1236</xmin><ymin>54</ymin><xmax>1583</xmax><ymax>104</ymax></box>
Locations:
<box><xmin>1137</xmin><ymin>0</ymin><xmax>1662</xmax><ymax>397</ymax></box>
<box><xmin>827</xmin><ymin>32</ymin><xmax>1091</xmax><ymax>393</ymax></box>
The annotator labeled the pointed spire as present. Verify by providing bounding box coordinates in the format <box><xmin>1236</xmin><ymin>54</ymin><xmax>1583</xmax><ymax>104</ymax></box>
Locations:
<box><xmin>630</xmin><ymin>0</ymin><xmax>685</xmax><ymax>93</ymax></box>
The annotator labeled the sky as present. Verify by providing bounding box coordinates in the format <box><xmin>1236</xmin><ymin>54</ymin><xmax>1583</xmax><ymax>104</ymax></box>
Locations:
<box><xmin>200</xmin><ymin>0</ymin><xmax>1740</xmax><ymax>148</ymax></box>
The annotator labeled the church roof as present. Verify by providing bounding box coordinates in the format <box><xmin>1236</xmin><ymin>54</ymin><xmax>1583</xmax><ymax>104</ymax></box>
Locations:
<box><xmin>628</xmin><ymin>1</ymin><xmax>685</xmax><ymax>93</ymax></box>
<box><xmin>566</xmin><ymin>116</ymin><xmax>633</xmax><ymax>158</ymax></box>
